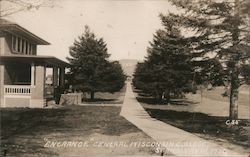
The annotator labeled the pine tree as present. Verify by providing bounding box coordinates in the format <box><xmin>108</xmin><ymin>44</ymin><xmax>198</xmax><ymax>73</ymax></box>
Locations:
<box><xmin>67</xmin><ymin>26</ymin><xmax>125</xmax><ymax>100</ymax></box>
<box><xmin>166</xmin><ymin>0</ymin><xmax>250</xmax><ymax>119</ymax></box>
<box><xmin>95</xmin><ymin>61</ymin><xmax>126</xmax><ymax>93</ymax></box>
<box><xmin>133</xmin><ymin>22</ymin><xmax>193</xmax><ymax>103</ymax></box>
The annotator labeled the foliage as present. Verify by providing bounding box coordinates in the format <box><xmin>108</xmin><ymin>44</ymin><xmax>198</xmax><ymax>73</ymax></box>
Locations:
<box><xmin>133</xmin><ymin>23</ymin><xmax>194</xmax><ymax>102</ymax></box>
<box><xmin>241</xmin><ymin>64</ymin><xmax>250</xmax><ymax>85</ymax></box>
<box><xmin>67</xmin><ymin>26</ymin><xmax>125</xmax><ymax>99</ymax></box>
<box><xmin>193</xmin><ymin>58</ymin><xmax>225</xmax><ymax>87</ymax></box>
<box><xmin>166</xmin><ymin>0</ymin><xmax>250</xmax><ymax>119</ymax></box>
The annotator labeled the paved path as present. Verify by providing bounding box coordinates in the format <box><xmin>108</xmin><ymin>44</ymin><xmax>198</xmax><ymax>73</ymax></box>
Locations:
<box><xmin>120</xmin><ymin>82</ymin><xmax>247</xmax><ymax>156</ymax></box>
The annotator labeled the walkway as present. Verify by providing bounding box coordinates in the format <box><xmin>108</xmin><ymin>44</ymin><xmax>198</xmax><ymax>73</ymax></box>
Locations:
<box><xmin>120</xmin><ymin>82</ymin><xmax>247</xmax><ymax>156</ymax></box>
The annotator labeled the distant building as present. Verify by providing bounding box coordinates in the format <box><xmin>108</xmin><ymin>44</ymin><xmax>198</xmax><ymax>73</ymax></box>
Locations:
<box><xmin>0</xmin><ymin>19</ymin><xmax>69</xmax><ymax>108</ymax></box>
<box><xmin>119</xmin><ymin>59</ymin><xmax>139</xmax><ymax>77</ymax></box>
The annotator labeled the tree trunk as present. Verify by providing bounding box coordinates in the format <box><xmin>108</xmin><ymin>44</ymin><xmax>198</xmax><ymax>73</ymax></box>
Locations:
<box><xmin>229</xmin><ymin>0</ymin><xmax>240</xmax><ymax>120</ymax></box>
<box><xmin>157</xmin><ymin>92</ymin><xmax>163</xmax><ymax>103</ymax></box>
<box><xmin>165</xmin><ymin>92</ymin><xmax>170</xmax><ymax>105</ymax></box>
<box><xmin>229</xmin><ymin>70</ymin><xmax>239</xmax><ymax>120</ymax></box>
<box><xmin>90</xmin><ymin>91</ymin><xmax>95</xmax><ymax>100</ymax></box>
<box><xmin>229</xmin><ymin>89</ymin><xmax>238</xmax><ymax>120</ymax></box>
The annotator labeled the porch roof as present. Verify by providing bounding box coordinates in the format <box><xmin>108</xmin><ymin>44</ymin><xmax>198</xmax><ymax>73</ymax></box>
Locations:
<box><xmin>0</xmin><ymin>55</ymin><xmax>70</xmax><ymax>68</ymax></box>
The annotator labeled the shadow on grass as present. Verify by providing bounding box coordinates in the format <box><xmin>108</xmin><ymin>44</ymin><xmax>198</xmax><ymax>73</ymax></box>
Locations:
<box><xmin>170</xmin><ymin>99</ymin><xmax>199</xmax><ymax>106</ymax></box>
<box><xmin>0</xmin><ymin>108</ymin><xmax>69</xmax><ymax>140</ymax></box>
<box><xmin>136</xmin><ymin>97</ymin><xmax>197</xmax><ymax>106</ymax></box>
<box><xmin>0</xmin><ymin>106</ymin><xmax>141</xmax><ymax>139</ymax></box>
<box><xmin>133</xmin><ymin>87</ymin><xmax>197</xmax><ymax>106</ymax></box>
<box><xmin>0</xmin><ymin>108</ymin><xmax>69</xmax><ymax>157</ymax></box>
<box><xmin>146</xmin><ymin>108</ymin><xmax>250</xmax><ymax>148</ymax></box>
<box><xmin>84</xmin><ymin>98</ymin><xmax>116</xmax><ymax>102</ymax></box>
<box><xmin>82</xmin><ymin>84</ymin><xmax>127</xmax><ymax>104</ymax></box>
<box><xmin>0</xmin><ymin>106</ymin><xmax>143</xmax><ymax>156</ymax></box>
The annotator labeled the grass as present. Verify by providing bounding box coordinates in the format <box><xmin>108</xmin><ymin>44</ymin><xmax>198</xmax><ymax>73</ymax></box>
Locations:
<box><xmin>0</xmin><ymin>106</ymin><xmax>155</xmax><ymax>156</ymax></box>
<box><xmin>145</xmin><ymin>109</ymin><xmax>250</xmax><ymax>148</ymax></box>
<box><xmin>82</xmin><ymin>84</ymin><xmax>127</xmax><ymax>104</ymax></box>
<box><xmin>199</xmin><ymin>86</ymin><xmax>249</xmax><ymax>107</ymax></box>
<box><xmin>134</xmin><ymin>86</ymin><xmax>250</xmax><ymax>154</ymax></box>
<box><xmin>137</xmin><ymin>97</ymin><xmax>196</xmax><ymax>106</ymax></box>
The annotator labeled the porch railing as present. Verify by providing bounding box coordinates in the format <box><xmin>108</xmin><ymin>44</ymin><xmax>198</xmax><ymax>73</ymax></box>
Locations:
<box><xmin>4</xmin><ymin>85</ymin><xmax>31</xmax><ymax>95</ymax></box>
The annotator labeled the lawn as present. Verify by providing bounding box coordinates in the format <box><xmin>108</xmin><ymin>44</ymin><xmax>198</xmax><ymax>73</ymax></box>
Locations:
<box><xmin>144</xmin><ymin>109</ymin><xmax>250</xmax><ymax>154</ymax></box>
<box><xmin>186</xmin><ymin>86</ymin><xmax>250</xmax><ymax>119</ymax></box>
<box><xmin>82</xmin><ymin>84</ymin><xmax>127</xmax><ymax>104</ymax></box>
<box><xmin>134</xmin><ymin>86</ymin><xmax>250</xmax><ymax>155</ymax></box>
<box><xmin>0</xmin><ymin>106</ymin><xmax>156</xmax><ymax>156</ymax></box>
<box><xmin>194</xmin><ymin>85</ymin><xmax>249</xmax><ymax>107</ymax></box>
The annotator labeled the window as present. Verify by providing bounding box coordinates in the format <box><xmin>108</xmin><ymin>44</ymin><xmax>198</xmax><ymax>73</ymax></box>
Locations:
<box><xmin>5</xmin><ymin>63</ymin><xmax>31</xmax><ymax>85</ymax></box>
<box><xmin>12</xmin><ymin>36</ymin><xmax>17</xmax><ymax>51</ymax></box>
<box><xmin>28</xmin><ymin>43</ymin><xmax>32</xmax><ymax>54</ymax></box>
<box><xmin>26</xmin><ymin>42</ymin><xmax>29</xmax><ymax>54</ymax></box>
<box><xmin>11</xmin><ymin>35</ymin><xmax>34</xmax><ymax>55</ymax></box>
<box><xmin>17</xmin><ymin>37</ymin><xmax>21</xmax><ymax>52</ymax></box>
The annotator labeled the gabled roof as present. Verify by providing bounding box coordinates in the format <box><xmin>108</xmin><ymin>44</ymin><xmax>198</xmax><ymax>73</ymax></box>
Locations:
<box><xmin>0</xmin><ymin>18</ymin><xmax>50</xmax><ymax>45</ymax></box>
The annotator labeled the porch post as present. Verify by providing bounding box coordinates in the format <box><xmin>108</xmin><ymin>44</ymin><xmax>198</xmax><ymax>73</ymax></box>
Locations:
<box><xmin>44</xmin><ymin>66</ymin><xmax>47</xmax><ymax>96</ymax></box>
<box><xmin>53</xmin><ymin>67</ymin><xmax>59</xmax><ymax>87</ymax></box>
<box><xmin>53</xmin><ymin>67</ymin><xmax>60</xmax><ymax>104</ymax></box>
<box><xmin>30</xmin><ymin>65</ymin><xmax>45</xmax><ymax>108</ymax></box>
<box><xmin>0</xmin><ymin>65</ymin><xmax>4</xmax><ymax>107</ymax></box>
<box><xmin>0</xmin><ymin>35</ymin><xmax>5</xmax><ymax>107</ymax></box>
<box><xmin>31</xmin><ymin>62</ymin><xmax>35</xmax><ymax>86</ymax></box>
<box><xmin>59</xmin><ymin>67</ymin><xmax>65</xmax><ymax>87</ymax></box>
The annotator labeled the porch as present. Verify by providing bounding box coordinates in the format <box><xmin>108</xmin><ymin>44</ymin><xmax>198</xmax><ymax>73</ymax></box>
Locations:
<box><xmin>0</xmin><ymin>55</ymin><xmax>70</xmax><ymax>108</ymax></box>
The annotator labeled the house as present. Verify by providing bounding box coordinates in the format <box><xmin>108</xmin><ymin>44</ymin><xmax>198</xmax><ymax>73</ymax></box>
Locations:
<box><xmin>0</xmin><ymin>19</ymin><xmax>70</xmax><ymax>108</ymax></box>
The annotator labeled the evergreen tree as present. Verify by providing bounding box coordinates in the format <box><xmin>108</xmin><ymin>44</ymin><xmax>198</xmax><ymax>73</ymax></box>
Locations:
<box><xmin>96</xmin><ymin>61</ymin><xmax>126</xmax><ymax>93</ymax></box>
<box><xmin>133</xmin><ymin>62</ymin><xmax>149</xmax><ymax>90</ymax></box>
<box><xmin>67</xmin><ymin>26</ymin><xmax>125</xmax><ymax>100</ymax></box>
<box><xmin>133</xmin><ymin>23</ymin><xmax>193</xmax><ymax>103</ymax></box>
<box><xmin>241</xmin><ymin>64</ymin><xmax>250</xmax><ymax>85</ymax></box>
<box><xmin>166</xmin><ymin>0</ymin><xmax>250</xmax><ymax>119</ymax></box>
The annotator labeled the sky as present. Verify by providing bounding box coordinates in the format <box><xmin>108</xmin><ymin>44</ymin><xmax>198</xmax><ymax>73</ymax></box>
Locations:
<box><xmin>5</xmin><ymin>0</ymin><xmax>177</xmax><ymax>61</ymax></box>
